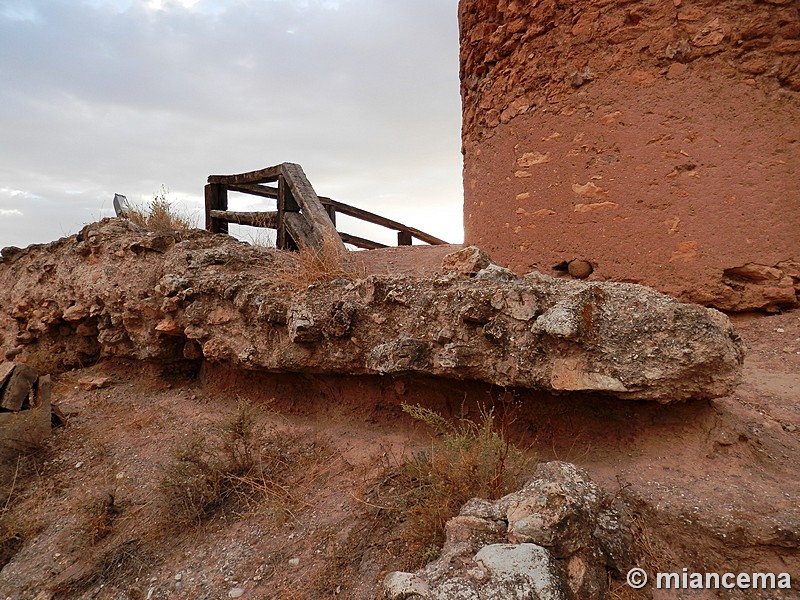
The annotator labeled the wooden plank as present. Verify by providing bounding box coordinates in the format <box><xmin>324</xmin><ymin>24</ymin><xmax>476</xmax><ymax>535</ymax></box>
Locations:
<box><xmin>204</xmin><ymin>184</ymin><xmax>229</xmax><ymax>234</ymax></box>
<box><xmin>228</xmin><ymin>183</ymin><xmax>279</xmax><ymax>199</ymax></box>
<box><xmin>284</xmin><ymin>212</ymin><xmax>318</xmax><ymax>250</ymax></box>
<box><xmin>325</xmin><ymin>204</ymin><xmax>336</xmax><ymax>227</ymax></box>
<box><xmin>277</xmin><ymin>176</ymin><xmax>299</xmax><ymax>250</ymax></box>
<box><xmin>320</xmin><ymin>198</ymin><xmax>447</xmax><ymax>245</ymax></box>
<box><xmin>209</xmin><ymin>210</ymin><xmax>278</xmax><ymax>228</ymax></box>
<box><xmin>339</xmin><ymin>232</ymin><xmax>388</xmax><ymax>250</ymax></box>
<box><xmin>398</xmin><ymin>230</ymin><xmax>413</xmax><ymax>246</ymax></box>
<box><xmin>208</xmin><ymin>165</ymin><xmax>283</xmax><ymax>185</ymax></box>
<box><xmin>280</xmin><ymin>163</ymin><xmax>346</xmax><ymax>253</ymax></box>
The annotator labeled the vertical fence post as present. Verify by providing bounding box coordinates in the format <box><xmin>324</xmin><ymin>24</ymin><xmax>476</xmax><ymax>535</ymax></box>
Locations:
<box><xmin>398</xmin><ymin>230</ymin><xmax>413</xmax><ymax>246</ymax></box>
<box><xmin>324</xmin><ymin>204</ymin><xmax>337</xmax><ymax>227</ymax></box>
<box><xmin>205</xmin><ymin>183</ymin><xmax>229</xmax><ymax>234</ymax></box>
<box><xmin>277</xmin><ymin>175</ymin><xmax>300</xmax><ymax>250</ymax></box>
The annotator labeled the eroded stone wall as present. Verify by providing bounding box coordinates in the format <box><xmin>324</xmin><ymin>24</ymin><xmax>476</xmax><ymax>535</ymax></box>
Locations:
<box><xmin>460</xmin><ymin>0</ymin><xmax>800</xmax><ymax>311</ymax></box>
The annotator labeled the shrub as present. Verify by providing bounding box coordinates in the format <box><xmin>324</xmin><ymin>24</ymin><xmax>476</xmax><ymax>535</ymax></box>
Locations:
<box><xmin>127</xmin><ymin>185</ymin><xmax>195</xmax><ymax>232</ymax></box>
<box><xmin>377</xmin><ymin>402</ymin><xmax>535</xmax><ymax>566</ymax></box>
<box><xmin>276</xmin><ymin>235</ymin><xmax>355</xmax><ymax>288</ymax></box>
<box><xmin>159</xmin><ymin>401</ymin><xmax>329</xmax><ymax>528</ymax></box>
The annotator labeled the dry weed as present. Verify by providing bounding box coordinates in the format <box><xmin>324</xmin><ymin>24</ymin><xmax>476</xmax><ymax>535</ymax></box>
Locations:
<box><xmin>80</xmin><ymin>489</ymin><xmax>120</xmax><ymax>544</ymax></box>
<box><xmin>50</xmin><ymin>538</ymin><xmax>151</xmax><ymax>599</ymax></box>
<box><xmin>275</xmin><ymin>236</ymin><xmax>354</xmax><ymax>288</ymax></box>
<box><xmin>127</xmin><ymin>186</ymin><xmax>195</xmax><ymax>232</ymax></box>
<box><xmin>159</xmin><ymin>401</ymin><xmax>334</xmax><ymax>528</ymax></box>
<box><xmin>0</xmin><ymin>446</ymin><xmax>51</xmax><ymax>569</ymax></box>
<box><xmin>374</xmin><ymin>402</ymin><xmax>536</xmax><ymax>568</ymax></box>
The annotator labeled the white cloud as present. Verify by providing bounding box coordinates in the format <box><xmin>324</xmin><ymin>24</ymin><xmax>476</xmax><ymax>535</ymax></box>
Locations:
<box><xmin>0</xmin><ymin>0</ymin><xmax>463</xmax><ymax>248</ymax></box>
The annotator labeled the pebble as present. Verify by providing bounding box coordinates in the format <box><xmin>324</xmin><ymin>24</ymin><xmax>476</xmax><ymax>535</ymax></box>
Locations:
<box><xmin>229</xmin><ymin>588</ymin><xmax>245</xmax><ymax>598</ymax></box>
<box><xmin>174</xmin><ymin>574</ymin><xmax>182</xmax><ymax>581</ymax></box>
<box><xmin>74</xmin><ymin>462</ymin><xmax>83</xmax><ymax>469</ymax></box>
<box><xmin>776</xmin><ymin>328</ymin><xmax>785</xmax><ymax>333</ymax></box>
<box><xmin>288</xmin><ymin>557</ymin><xmax>300</xmax><ymax>567</ymax></box>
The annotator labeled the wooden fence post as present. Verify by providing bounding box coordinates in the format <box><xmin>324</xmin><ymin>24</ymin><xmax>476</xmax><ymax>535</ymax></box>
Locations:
<box><xmin>277</xmin><ymin>175</ymin><xmax>299</xmax><ymax>250</ymax></box>
<box><xmin>398</xmin><ymin>230</ymin><xmax>413</xmax><ymax>246</ymax></box>
<box><xmin>205</xmin><ymin>183</ymin><xmax>229</xmax><ymax>234</ymax></box>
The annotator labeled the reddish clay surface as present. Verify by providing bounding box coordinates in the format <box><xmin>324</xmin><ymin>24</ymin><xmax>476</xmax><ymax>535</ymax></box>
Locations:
<box><xmin>349</xmin><ymin>243</ymin><xmax>462</xmax><ymax>276</ymax></box>
<box><xmin>459</xmin><ymin>0</ymin><xmax>800</xmax><ymax>311</ymax></box>
<box><xmin>1</xmin><ymin>310</ymin><xmax>798</xmax><ymax>599</ymax></box>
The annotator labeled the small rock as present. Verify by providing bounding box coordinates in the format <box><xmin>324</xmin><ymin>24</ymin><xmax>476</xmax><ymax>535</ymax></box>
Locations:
<box><xmin>62</xmin><ymin>304</ymin><xmax>89</xmax><ymax>322</ymax></box>
<box><xmin>288</xmin><ymin>557</ymin><xmax>300</xmax><ymax>567</ymax></box>
<box><xmin>383</xmin><ymin>572</ymin><xmax>431</xmax><ymax>599</ymax></box>
<box><xmin>442</xmin><ymin>246</ymin><xmax>493</xmax><ymax>276</ymax></box>
<box><xmin>174</xmin><ymin>574</ymin><xmax>182</xmax><ymax>581</ymax></box>
<box><xmin>228</xmin><ymin>588</ymin><xmax>245</xmax><ymax>598</ymax></box>
<box><xmin>475</xmin><ymin>264</ymin><xmax>517</xmax><ymax>282</ymax></box>
<box><xmin>77</xmin><ymin>376</ymin><xmax>113</xmax><ymax>391</ymax></box>
<box><xmin>567</xmin><ymin>259</ymin><xmax>593</xmax><ymax>279</ymax></box>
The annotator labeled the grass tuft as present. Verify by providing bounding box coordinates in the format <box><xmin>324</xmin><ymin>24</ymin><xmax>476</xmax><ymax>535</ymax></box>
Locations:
<box><xmin>374</xmin><ymin>402</ymin><xmax>535</xmax><ymax>568</ymax></box>
<box><xmin>159</xmin><ymin>401</ymin><xmax>332</xmax><ymax>528</ymax></box>
<box><xmin>127</xmin><ymin>185</ymin><xmax>196</xmax><ymax>232</ymax></box>
<box><xmin>276</xmin><ymin>236</ymin><xmax>354</xmax><ymax>288</ymax></box>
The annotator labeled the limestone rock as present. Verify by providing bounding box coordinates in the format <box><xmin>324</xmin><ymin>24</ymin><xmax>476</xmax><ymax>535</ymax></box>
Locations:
<box><xmin>0</xmin><ymin>220</ymin><xmax>744</xmax><ymax>401</ymax></box>
<box><xmin>441</xmin><ymin>246</ymin><xmax>492</xmax><ymax>277</ymax></box>
<box><xmin>503</xmin><ymin>462</ymin><xmax>603</xmax><ymax>557</ymax></box>
<box><xmin>384</xmin><ymin>461</ymin><xmax>634</xmax><ymax>600</ymax></box>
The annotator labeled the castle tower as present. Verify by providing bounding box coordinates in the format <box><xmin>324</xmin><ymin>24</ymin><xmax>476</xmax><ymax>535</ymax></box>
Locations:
<box><xmin>459</xmin><ymin>0</ymin><xmax>799</xmax><ymax>311</ymax></box>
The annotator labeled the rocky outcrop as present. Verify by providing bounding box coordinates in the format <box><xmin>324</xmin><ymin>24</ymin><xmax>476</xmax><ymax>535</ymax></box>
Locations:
<box><xmin>0</xmin><ymin>220</ymin><xmax>744</xmax><ymax>401</ymax></box>
<box><xmin>383</xmin><ymin>462</ymin><xmax>635</xmax><ymax>599</ymax></box>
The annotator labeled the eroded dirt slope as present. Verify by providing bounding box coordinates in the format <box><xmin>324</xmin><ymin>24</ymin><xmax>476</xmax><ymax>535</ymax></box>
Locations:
<box><xmin>0</xmin><ymin>308</ymin><xmax>798</xmax><ymax>599</ymax></box>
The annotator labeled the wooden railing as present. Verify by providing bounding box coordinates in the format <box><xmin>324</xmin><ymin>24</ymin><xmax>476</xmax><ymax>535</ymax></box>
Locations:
<box><xmin>205</xmin><ymin>163</ymin><xmax>448</xmax><ymax>251</ymax></box>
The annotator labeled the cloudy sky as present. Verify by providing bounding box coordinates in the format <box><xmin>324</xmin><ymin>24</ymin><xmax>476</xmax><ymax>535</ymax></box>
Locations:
<box><xmin>0</xmin><ymin>0</ymin><xmax>463</xmax><ymax>249</ymax></box>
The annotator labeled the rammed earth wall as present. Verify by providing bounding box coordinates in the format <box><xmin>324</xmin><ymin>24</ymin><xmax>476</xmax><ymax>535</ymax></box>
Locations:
<box><xmin>459</xmin><ymin>0</ymin><xmax>800</xmax><ymax>311</ymax></box>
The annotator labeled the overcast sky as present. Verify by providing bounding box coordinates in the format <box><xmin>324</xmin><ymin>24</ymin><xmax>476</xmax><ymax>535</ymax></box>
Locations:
<box><xmin>0</xmin><ymin>0</ymin><xmax>463</xmax><ymax>249</ymax></box>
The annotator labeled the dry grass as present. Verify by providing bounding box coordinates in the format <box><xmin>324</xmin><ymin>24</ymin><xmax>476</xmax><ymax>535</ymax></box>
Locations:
<box><xmin>159</xmin><ymin>401</ymin><xmax>332</xmax><ymax>528</ymax></box>
<box><xmin>127</xmin><ymin>186</ymin><xmax>196</xmax><ymax>232</ymax></box>
<box><xmin>275</xmin><ymin>236</ymin><xmax>355</xmax><ymax>288</ymax></box>
<box><xmin>374</xmin><ymin>402</ymin><xmax>535</xmax><ymax>568</ymax></box>
<box><xmin>0</xmin><ymin>447</ymin><xmax>51</xmax><ymax>571</ymax></box>
<box><xmin>50</xmin><ymin>401</ymin><xmax>340</xmax><ymax>598</ymax></box>
<box><xmin>80</xmin><ymin>489</ymin><xmax>120</xmax><ymax>544</ymax></box>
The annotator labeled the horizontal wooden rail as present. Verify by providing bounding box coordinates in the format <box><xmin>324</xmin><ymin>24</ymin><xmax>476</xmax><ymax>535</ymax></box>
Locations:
<box><xmin>339</xmin><ymin>232</ymin><xmax>388</xmax><ymax>250</ymax></box>
<box><xmin>320</xmin><ymin>199</ymin><xmax>447</xmax><ymax>246</ymax></box>
<box><xmin>209</xmin><ymin>210</ymin><xmax>278</xmax><ymax>228</ymax></box>
<box><xmin>205</xmin><ymin>162</ymin><xmax>448</xmax><ymax>250</ymax></box>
